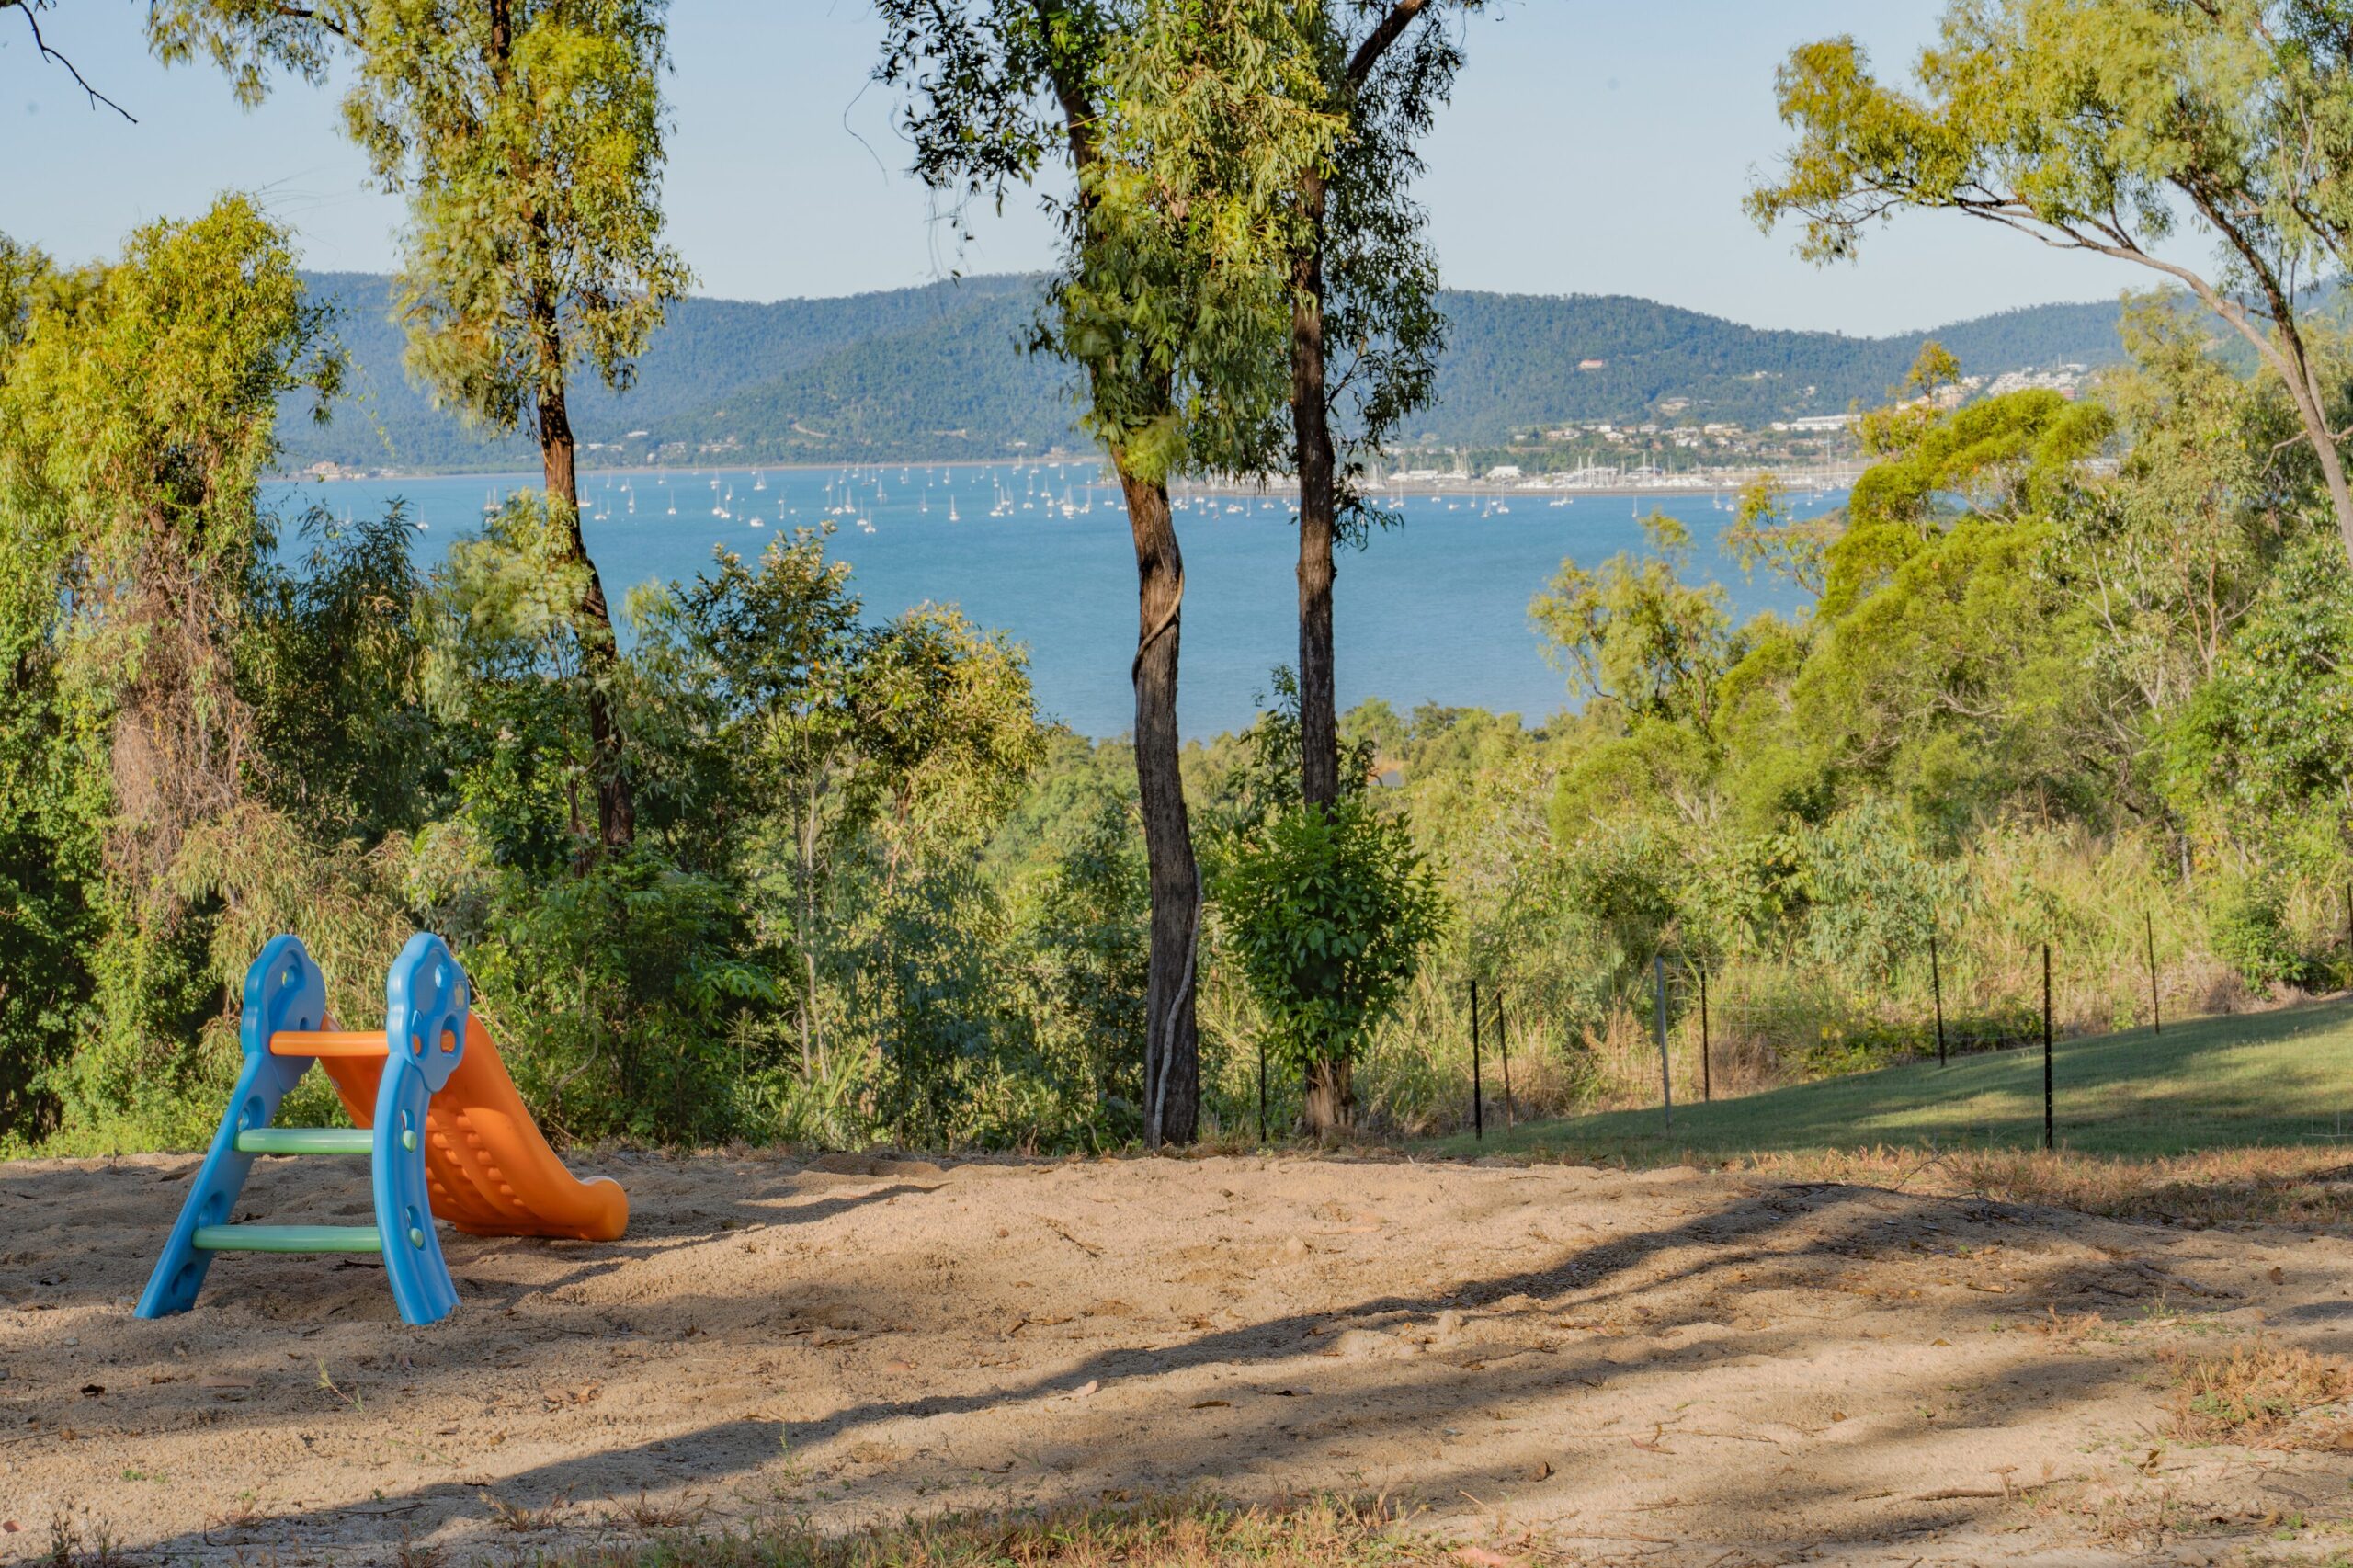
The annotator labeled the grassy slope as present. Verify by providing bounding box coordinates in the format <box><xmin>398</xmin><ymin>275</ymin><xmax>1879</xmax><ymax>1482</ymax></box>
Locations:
<box><xmin>1433</xmin><ymin>996</ymin><xmax>2353</xmax><ymax>1163</ymax></box>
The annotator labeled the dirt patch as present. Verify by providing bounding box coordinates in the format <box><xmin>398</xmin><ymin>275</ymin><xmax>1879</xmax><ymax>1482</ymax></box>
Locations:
<box><xmin>6</xmin><ymin>1150</ymin><xmax>2352</xmax><ymax>1565</ymax></box>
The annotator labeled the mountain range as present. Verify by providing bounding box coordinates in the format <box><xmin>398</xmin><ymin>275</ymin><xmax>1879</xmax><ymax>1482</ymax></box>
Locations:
<box><xmin>279</xmin><ymin>271</ymin><xmax>2132</xmax><ymax>472</ymax></box>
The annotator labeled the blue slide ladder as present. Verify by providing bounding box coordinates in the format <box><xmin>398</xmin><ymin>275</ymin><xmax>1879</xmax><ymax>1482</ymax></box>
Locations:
<box><xmin>136</xmin><ymin>932</ymin><xmax>473</xmax><ymax>1326</ymax></box>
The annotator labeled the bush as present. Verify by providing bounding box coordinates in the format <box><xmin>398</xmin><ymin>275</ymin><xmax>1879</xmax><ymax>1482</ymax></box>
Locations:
<box><xmin>1217</xmin><ymin>797</ymin><xmax>1449</xmax><ymax>1125</ymax></box>
<box><xmin>2210</xmin><ymin>875</ymin><xmax>2306</xmax><ymax>994</ymax></box>
<box><xmin>461</xmin><ymin>846</ymin><xmax>778</xmax><ymax>1145</ymax></box>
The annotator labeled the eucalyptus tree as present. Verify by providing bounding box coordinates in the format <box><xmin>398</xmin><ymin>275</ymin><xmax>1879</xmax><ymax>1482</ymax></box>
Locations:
<box><xmin>150</xmin><ymin>0</ymin><xmax>690</xmax><ymax>851</ymax></box>
<box><xmin>0</xmin><ymin>199</ymin><xmax>343</xmax><ymax>1128</ymax></box>
<box><xmin>1261</xmin><ymin>0</ymin><xmax>1473</xmax><ymax>1134</ymax></box>
<box><xmin>1285</xmin><ymin>1</ymin><xmax>1472</xmax><ymax>817</ymax></box>
<box><xmin>874</xmin><ymin>0</ymin><xmax>1334</xmax><ymax>1146</ymax></box>
<box><xmin>1747</xmin><ymin>0</ymin><xmax>2353</xmax><ymax>567</ymax></box>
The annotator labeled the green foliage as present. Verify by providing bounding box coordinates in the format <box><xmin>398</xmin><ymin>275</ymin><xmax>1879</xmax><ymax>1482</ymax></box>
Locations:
<box><xmin>1216</xmin><ymin>797</ymin><xmax>1448</xmax><ymax>1076</ymax></box>
<box><xmin>460</xmin><ymin>846</ymin><xmax>770</xmax><ymax>1144</ymax></box>
<box><xmin>1748</xmin><ymin>0</ymin><xmax>2353</xmax><ymax>556</ymax></box>
<box><xmin>2209</xmin><ymin>875</ymin><xmax>2306</xmax><ymax>995</ymax></box>
<box><xmin>0</xmin><ymin>199</ymin><xmax>347</xmax><ymax>1146</ymax></box>
<box><xmin>1791</xmin><ymin>801</ymin><xmax>1961</xmax><ymax>980</ymax></box>
<box><xmin>31</xmin><ymin>17</ymin><xmax>2353</xmax><ymax>1165</ymax></box>
<box><xmin>1530</xmin><ymin>512</ymin><xmax>1735</xmax><ymax>731</ymax></box>
<box><xmin>2166</xmin><ymin>531</ymin><xmax>2353</xmax><ymax>861</ymax></box>
<box><xmin>158</xmin><ymin>1</ymin><xmax>689</xmax><ymax>434</ymax></box>
<box><xmin>1020</xmin><ymin>793</ymin><xmax>1151</xmax><ymax>1142</ymax></box>
<box><xmin>1722</xmin><ymin>472</ymin><xmax>1835</xmax><ymax>600</ymax></box>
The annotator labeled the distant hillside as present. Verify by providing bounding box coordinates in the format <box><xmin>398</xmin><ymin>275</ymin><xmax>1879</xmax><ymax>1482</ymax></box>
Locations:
<box><xmin>1423</xmin><ymin>293</ymin><xmax>2129</xmax><ymax>441</ymax></box>
<box><xmin>280</xmin><ymin>273</ymin><xmax>2131</xmax><ymax>472</ymax></box>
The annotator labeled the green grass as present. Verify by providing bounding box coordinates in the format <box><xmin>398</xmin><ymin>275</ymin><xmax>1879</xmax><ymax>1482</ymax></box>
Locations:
<box><xmin>1435</xmin><ymin>995</ymin><xmax>2353</xmax><ymax>1164</ymax></box>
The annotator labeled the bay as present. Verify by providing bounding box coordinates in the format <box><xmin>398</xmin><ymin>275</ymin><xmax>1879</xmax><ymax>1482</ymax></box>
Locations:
<box><xmin>266</xmin><ymin>459</ymin><xmax>1834</xmax><ymax>740</ymax></box>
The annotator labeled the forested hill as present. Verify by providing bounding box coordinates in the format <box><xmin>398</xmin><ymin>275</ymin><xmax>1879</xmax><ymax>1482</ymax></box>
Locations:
<box><xmin>280</xmin><ymin>271</ymin><xmax>2129</xmax><ymax>472</ymax></box>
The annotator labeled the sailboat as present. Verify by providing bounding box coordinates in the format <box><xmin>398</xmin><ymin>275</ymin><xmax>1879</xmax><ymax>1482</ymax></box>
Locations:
<box><xmin>949</xmin><ymin>494</ymin><xmax>961</xmax><ymax>521</ymax></box>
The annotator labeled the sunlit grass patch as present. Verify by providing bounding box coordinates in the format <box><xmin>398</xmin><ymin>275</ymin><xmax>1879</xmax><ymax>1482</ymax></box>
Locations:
<box><xmin>1427</xmin><ymin>997</ymin><xmax>2353</xmax><ymax>1188</ymax></box>
<box><xmin>2162</xmin><ymin>1340</ymin><xmax>2353</xmax><ymax>1447</ymax></box>
<box><xmin>1740</xmin><ymin>1144</ymin><xmax>2353</xmax><ymax>1228</ymax></box>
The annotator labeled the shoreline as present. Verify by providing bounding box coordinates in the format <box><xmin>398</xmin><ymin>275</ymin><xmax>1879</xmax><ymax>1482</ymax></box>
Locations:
<box><xmin>280</xmin><ymin>458</ymin><xmax>1862</xmax><ymax>502</ymax></box>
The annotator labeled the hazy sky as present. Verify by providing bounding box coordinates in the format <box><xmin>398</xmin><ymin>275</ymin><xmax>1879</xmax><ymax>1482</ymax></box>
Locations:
<box><xmin>9</xmin><ymin>2</ymin><xmax>2138</xmax><ymax>336</ymax></box>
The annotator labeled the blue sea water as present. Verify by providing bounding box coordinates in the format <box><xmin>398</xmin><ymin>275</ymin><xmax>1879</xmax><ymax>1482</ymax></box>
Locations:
<box><xmin>266</xmin><ymin>460</ymin><xmax>1836</xmax><ymax>740</ymax></box>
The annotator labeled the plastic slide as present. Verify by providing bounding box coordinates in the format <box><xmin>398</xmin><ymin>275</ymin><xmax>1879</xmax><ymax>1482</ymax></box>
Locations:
<box><xmin>315</xmin><ymin>1014</ymin><xmax>628</xmax><ymax>1243</ymax></box>
<box><xmin>134</xmin><ymin>931</ymin><xmax>626</xmax><ymax>1325</ymax></box>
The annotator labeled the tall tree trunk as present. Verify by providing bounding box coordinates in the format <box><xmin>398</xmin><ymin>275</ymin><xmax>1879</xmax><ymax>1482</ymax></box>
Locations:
<box><xmin>498</xmin><ymin>0</ymin><xmax>630</xmax><ymax>853</ymax></box>
<box><xmin>1292</xmin><ymin>169</ymin><xmax>1339</xmax><ymax>813</ymax></box>
<box><xmin>2276</xmin><ymin>340</ymin><xmax>2353</xmax><ymax>569</ymax></box>
<box><xmin>1290</xmin><ymin>169</ymin><xmax>1354</xmax><ymax>1137</ymax></box>
<box><xmin>536</xmin><ymin>365</ymin><xmax>635</xmax><ymax>851</ymax></box>
<box><xmin>1119</xmin><ymin>462</ymin><xmax>1200</xmax><ymax>1148</ymax></box>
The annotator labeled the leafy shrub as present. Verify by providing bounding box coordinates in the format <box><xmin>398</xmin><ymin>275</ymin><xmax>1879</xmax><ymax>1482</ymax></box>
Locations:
<box><xmin>2210</xmin><ymin>876</ymin><xmax>2305</xmax><ymax>994</ymax></box>
<box><xmin>461</xmin><ymin>846</ymin><xmax>778</xmax><ymax>1145</ymax></box>
<box><xmin>1017</xmin><ymin>793</ymin><xmax>1150</xmax><ymax>1144</ymax></box>
<box><xmin>1217</xmin><ymin>798</ymin><xmax>1449</xmax><ymax>1098</ymax></box>
<box><xmin>1795</xmin><ymin>801</ymin><xmax>1963</xmax><ymax>979</ymax></box>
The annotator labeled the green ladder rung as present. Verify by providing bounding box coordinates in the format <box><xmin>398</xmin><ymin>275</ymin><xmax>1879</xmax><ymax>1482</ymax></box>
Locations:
<box><xmin>234</xmin><ymin>1127</ymin><xmax>372</xmax><ymax>1155</ymax></box>
<box><xmin>192</xmin><ymin>1224</ymin><xmax>383</xmax><ymax>1254</ymax></box>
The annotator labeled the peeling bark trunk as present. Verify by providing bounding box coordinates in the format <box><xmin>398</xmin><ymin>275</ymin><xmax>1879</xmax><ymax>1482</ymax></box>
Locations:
<box><xmin>535</xmin><ymin>365</ymin><xmax>634</xmax><ymax>851</ymax></box>
<box><xmin>1290</xmin><ymin>171</ymin><xmax>1354</xmax><ymax>1139</ymax></box>
<box><xmin>1120</xmin><ymin>465</ymin><xmax>1199</xmax><ymax>1148</ymax></box>
<box><xmin>1292</xmin><ymin>168</ymin><xmax>1339</xmax><ymax>815</ymax></box>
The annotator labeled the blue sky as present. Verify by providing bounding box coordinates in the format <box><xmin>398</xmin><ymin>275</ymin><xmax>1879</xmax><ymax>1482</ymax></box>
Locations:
<box><xmin>8</xmin><ymin>2</ymin><xmax>2129</xmax><ymax>336</ymax></box>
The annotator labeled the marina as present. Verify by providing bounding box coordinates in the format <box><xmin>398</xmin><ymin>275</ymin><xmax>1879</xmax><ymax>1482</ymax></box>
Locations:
<box><xmin>278</xmin><ymin>457</ymin><xmax>1836</xmax><ymax>739</ymax></box>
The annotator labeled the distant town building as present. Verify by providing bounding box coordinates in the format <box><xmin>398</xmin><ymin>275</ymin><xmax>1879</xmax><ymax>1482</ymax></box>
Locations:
<box><xmin>1984</xmin><ymin>363</ymin><xmax>2089</xmax><ymax>399</ymax></box>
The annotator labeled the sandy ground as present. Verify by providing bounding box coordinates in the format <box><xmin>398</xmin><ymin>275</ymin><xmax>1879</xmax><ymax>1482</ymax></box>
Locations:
<box><xmin>6</xmin><ymin>1149</ymin><xmax>2353</xmax><ymax>1567</ymax></box>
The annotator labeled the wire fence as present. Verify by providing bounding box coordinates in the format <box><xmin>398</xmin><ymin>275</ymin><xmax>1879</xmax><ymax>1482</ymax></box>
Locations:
<box><xmin>1416</xmin><ymin>929</ymin><xmax>2323</xmax><ymax>1155</ymax></box>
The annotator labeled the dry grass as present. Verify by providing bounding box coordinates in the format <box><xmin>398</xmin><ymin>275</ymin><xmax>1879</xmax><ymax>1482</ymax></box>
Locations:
<box><xmin>2162</xmin><ymin>1340</ymin><xmax>2353</xmax><ymax>1446</ymax></box>
<box><xmin>1714</xmin><ymin>1144</ymin><xmax>2353</xmax><ymax>1227</ymax></box>
<box><xmin>601</xmin><ymin>1491</ymin><xmax>709</xmax><ymax>1530</ymax></box>
<box><xmin>545</xmin><ymin>1494</ymin><xmax>1435</xmax><ymax>1568</ymax></box>
<box><xmin>480</xmin><ymin>1491</ymin><xmax>573</xmax><ymax>1533</ymax></box>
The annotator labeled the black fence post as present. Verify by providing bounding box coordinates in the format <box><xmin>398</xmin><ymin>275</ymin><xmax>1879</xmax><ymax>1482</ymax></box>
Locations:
<box><xmin>1257</xmin><ymin>1040</ymin><xmax>1267</xmax><ymax>1144</ymax></box>
<box><xmin>1931</xmin><ymin>932</ymin><xmax>1947</xmax><ymax>1067</ymax></box>
<box><xmin>1470</xmin><ymin>978</ymin><xmax>1483</xmax><ymax>1141</ymax></box>
<box><xmin>2145</xmin><ymin>912</ymin><xmax>2161</xmax><ymax>1036</ymax></box>
<box><xmin>1498</xmin><ymin>987</ymin><xmax>1514</xmax><ymax>1129</ymax></box>
<box><xmin>2042</xmin><ymin>941</ymin><xmax>2054</xmax><ymax>1153</ymax></box>
<box><xmin>1699</xmin><ymin>965</ymin><xmax>1711</xmax><ymax>1103</ymax></box>
<box><xmin>1654</xmin><ymin>953</ymin><xmax>1673</xmax><ymax>1131</ymax></box>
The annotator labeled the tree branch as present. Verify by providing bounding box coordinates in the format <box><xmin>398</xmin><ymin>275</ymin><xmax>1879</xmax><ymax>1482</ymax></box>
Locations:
<box><xmin>269</xmin><ymin>3</ymin><xmax>356</xmax><ymax>42</ymax></box>
<box><xmin>9</xmin><ymin>0</ymin><xmax>133</xmax><ymax>120</ymax></box>
<box><xmin>1028</xmin><ymin>0</ymin><xmax>1101</xmax><ymax>170</ymax></box>
<box><xmin>1347</xmin><ymin>0</ymin><xmax>1434</xmax><ymax>85</ymax></box>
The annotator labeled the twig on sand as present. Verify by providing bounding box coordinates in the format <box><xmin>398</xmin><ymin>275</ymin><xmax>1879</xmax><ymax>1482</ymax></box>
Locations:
<box><xmin>1037</xmin><ymin>1218</ymin><xmax>1101</xmax><ymax>1257</ymax></box>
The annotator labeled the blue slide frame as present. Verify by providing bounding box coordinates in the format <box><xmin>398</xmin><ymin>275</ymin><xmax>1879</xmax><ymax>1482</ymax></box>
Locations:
<box><xmin>136</xmin><ymin>932</ymin><xmax>472</xmax><ymax>1326</ymax></box>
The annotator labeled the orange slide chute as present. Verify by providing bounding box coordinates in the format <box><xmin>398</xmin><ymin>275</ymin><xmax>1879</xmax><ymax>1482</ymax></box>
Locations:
<box><xmin>316</xmin><ymin>1015</ymin><xmax>627</xmax><ymax>1242</ymax></box>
